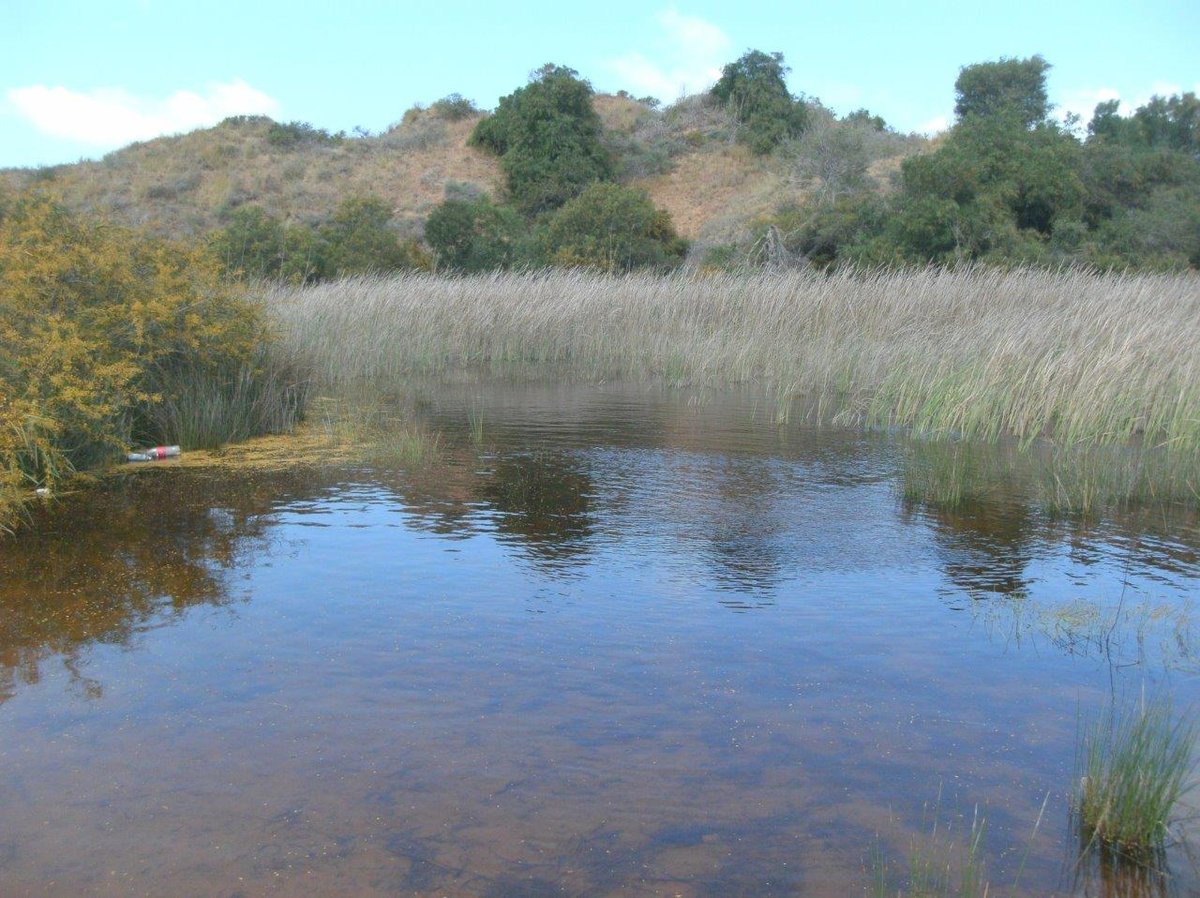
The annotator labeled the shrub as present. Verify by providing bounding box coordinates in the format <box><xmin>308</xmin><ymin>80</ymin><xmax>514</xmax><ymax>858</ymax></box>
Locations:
<box><xmin>541</xmin><ymin>182</ymin><xmax>687</xmax><ymax>272</ymax></box>
<box><xmin>469</xmin><ymin>64</ymin><xmax>615</xmax><ymax>216</ymax></box>
<box><xmin>0</xmin><ymin>193</ymin><xmax>294</xmax><ymax>504</ymax></box>
<box><xmin>424</xmin><ymin>196</ymin><xmax>526</xmax><ymax>273</ymax></box>
<box><xmin>265</xmin><ymin>120</ymin><xmax>343</xmax><ymax>149</ymax></box>
<box><xmin>711</xmin><ymin>50</ymin><xmax>808</xmax><ymax>154</ymax></box>
<box><xmin>319</xmin><ymin>196</ymin><xmax>430</xmax><ymax>276</ymax></box>
<box><xmin>430</xmin><ymin>93</ymin><xmax>479</xmax><ymax>121</ymax></box>
<box><xmin>212</xmin><ymin>205</ymin><xmax>288</xmax><ymax>278</ymax></box>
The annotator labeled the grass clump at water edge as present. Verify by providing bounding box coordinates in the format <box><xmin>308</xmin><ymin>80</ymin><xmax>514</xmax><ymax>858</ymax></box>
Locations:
<box><xmin>1073</xmin><ymin>698</ymin><xmax>1197</xmax><ymax>862</ymax></box>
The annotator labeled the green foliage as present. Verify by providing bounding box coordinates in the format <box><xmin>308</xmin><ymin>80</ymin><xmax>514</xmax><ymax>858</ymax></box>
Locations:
<box><xmin>850</xmin><ymin>112</ymin><xmax>1086</xmax><ymax>264</ymax></box>
<box><xmin>777</xmin><ymin>194</ymin><xmax>889</xmax><ymax>268</ymax></box>
<box><xmin>1132</xmin><ymin>92</ymin><xmax>1200</xmax><ymax>154</ymax></box>
<box><xmin>541</xmin><ymin>182</ymin><xmax>686</xmax><ymax>272</ymax></box>
<box><xmin>954</xmin><ymin>55</ymin><xmax>1051</xmax><ymax>127</ymax></box>
<box><xmin>212</xmin><ymin>206</ymin><xmax>288</xmax><ymax>279</ymax></box>
<box><xmin>265</xmin><ymin>120</ymin><xmax>344</xmax><ymax>149</ymax></box>
<box><xmin>1075</xmin><ymin>699</ymin><xmax>1196</xmax><ymax>860</ymax></box>
<box><xmin>430</xmin><ymin>93</ymin><xmax>479</xmax><ymax>121</ymax></box>
<box><xmin>213</xmin><ymin>197</ymin><xmax>429</xmax><ymax>283</ymax></box>
<box><xmin>845</xmin><ymin>108</ymin><xmax>888</xmax><ymax>131</ymax></box>
<box><xmin>319</xmin><ymin>196</ymin><xmax>431</xmax><ymax>277</ymax></box>
<box><xmin>424</xmin><ymin>196</ymin><xmax>526</xmax><ymax>273</ymax></box>
<box><xmin>750</xmin><ymin>60</ymin><xmax>1199</xmax><ymax>272</ymax></box>
<box><xmin>1088</xmin><ymin>100</ymin><xmax>1139</xmax><ymax>146</ymax></box>
<box><xmin>1091</xmin><ymin>92</ymin><xmax>1199</xmax><ymax>157</ymax></box>
<box><xmin>0</xmin><ymin>193</ymin><xmax>296</xmax><ymax>511</ymax></box>
<box><xmin>711</xmin><ymin>50</ymin><xmax>808</xmax><ymax>154</ymax></box>
<box><xmin>469</xmin><ymin>64</ymin><xmax>614</xmax><ymax>216</ymax></box>
<box><xmin>1080</xmin><ymin>94</ymin><xmax>1200</xmax><ymax>268</ymax></box>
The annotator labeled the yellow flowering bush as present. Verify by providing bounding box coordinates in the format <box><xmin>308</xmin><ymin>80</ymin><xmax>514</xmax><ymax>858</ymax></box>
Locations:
<box><xmin>0</xmin><ymin>193</ymin><xmax>292</xmax><ymax>527</ymax></box>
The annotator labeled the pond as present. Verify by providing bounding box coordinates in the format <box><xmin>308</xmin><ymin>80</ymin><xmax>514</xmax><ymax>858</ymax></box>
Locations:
<box><xmin>1</xmin><ymin>385</ymin><xmax>1197</xmax><ymax>897</ymax></box>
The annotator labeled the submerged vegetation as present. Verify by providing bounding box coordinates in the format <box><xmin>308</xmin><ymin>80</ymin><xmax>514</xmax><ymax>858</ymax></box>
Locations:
<box><xmin>869</xmin><ymin>804</ymin><xmax>990</xmax><ymax>898</ymax></box>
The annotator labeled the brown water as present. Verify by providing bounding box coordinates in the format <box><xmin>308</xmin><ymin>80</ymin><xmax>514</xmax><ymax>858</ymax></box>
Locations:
<box><xmin>1</xmin><ymin>385</ymin><xmax>1198</xmax><ymax>897</ymax></box>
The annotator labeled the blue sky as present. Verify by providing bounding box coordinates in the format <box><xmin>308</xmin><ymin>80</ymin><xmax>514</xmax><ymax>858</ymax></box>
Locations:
<box><xmin>3</xmin><ymin>0</ymin><xmax>1197</xmax><ymax>168</ymax></box>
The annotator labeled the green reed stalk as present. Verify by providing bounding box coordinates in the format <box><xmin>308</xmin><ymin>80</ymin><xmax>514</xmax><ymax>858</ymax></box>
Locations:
<box><xmin>1074</xmin><ymin>698</ymin><xmax>1196</xmax><ymax>860</ymax></box>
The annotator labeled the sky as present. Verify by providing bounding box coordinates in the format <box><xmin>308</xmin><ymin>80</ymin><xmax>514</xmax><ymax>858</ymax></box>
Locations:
<box><xmin>3</xmin><ymin>0</ymin><xmax>1197</xmax><ymax>169</ymax></box>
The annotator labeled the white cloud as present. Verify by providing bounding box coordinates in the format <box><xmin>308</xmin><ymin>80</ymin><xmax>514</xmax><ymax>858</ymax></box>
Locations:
<box><xmin>1055</xmin><ymin>81</ymin><xmax>1200</xmax><ymax>129</ymax></box>
<box><xmin>608</xmin><ymin>8</ymin><xmax>732</xmax><ymax>101</ymax></box>
<box><xmin>917</xmin><ymin>114</ymin><xmax>949</xmax><ymax>136</ymax></box>
<box><xmin>1054</xmin><ymin>86</ymin><xmax>1123</xmax><ymax>131</ymax></box>
<box><xmin>6</xmin><ymin>79</ymin><xmax>280</xmax><ymax>147</ymax></box>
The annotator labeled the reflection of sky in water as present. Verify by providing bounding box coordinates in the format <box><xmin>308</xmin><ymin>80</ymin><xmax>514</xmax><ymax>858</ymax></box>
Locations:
<box><xmin>0</xmin><ymin>385</ymin><xmax>1197</xmax><ymax>896</ymax></box>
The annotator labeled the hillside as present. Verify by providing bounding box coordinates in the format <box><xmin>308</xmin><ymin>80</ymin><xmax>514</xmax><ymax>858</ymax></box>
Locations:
<box><xmin>0</xmin><ymin>92</ymin><xmax>923</xmax><ymax>256</ymax></box>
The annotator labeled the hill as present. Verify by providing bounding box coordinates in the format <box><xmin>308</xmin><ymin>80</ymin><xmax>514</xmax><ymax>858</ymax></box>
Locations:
<box><xmin>0</xmin><ymin>92</ymin><xmax>925</xmax><ymax>261</ymax></box>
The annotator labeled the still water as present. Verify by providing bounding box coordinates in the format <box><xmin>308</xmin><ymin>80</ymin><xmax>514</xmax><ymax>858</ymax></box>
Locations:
<box><xmin>1</xmin><ymin>385</ymin><xmax>1197</xmax><ymax>897</ymax></box>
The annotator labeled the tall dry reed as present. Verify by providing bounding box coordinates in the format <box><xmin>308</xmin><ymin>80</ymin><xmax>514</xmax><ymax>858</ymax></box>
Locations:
<box><xmin>261</xmin><ymin>267</ymin><xmax>1200</xmax><ymax>452</ymax></box>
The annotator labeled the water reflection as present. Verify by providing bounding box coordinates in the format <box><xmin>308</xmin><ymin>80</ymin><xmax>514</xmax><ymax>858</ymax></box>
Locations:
<box><xmin>479</xmin><ymin>450</ymin><xmax>597</xmax><ymax>568</ymax></box>
<box><xmin>0</xmin><ymin>385</ymin><xmax>1197</xmax><ymax>896</ymax></box>
<box><xmin>1</xmin><ymin>473</ymin><xmax>249</xmax><ymax>704</ymax></box>
<box><xmin>911</xmin><ymin>499</ymin><xmax>1038</xmax><ymax>599</ymax></box>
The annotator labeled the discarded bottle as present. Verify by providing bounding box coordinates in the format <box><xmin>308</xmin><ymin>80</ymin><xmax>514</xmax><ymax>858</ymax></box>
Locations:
<box><xmin>126</xmin><ymin>446</ymin><xmax>181</xmax><ymax>462</ymax></box>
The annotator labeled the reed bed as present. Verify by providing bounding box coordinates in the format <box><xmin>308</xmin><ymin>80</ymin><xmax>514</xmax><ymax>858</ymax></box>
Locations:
<box><xmin>262</xmin><ymin>267</ymin><xmax>1200</xmax><ymax>452</ymax></box>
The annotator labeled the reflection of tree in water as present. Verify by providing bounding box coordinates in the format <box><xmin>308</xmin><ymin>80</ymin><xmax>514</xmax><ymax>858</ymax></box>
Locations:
<box><xmin>0</xmin><ymin>468</ymin><xmax>328</xmax><ymax>706</ymax></box>
<box><xmin>910</xmin><ymin>500</ymin><xmax>1036</xmax><ymax>599</ymax></box>
<box><xmin>478</xmin><ymin>451</ymin><xmax>595</xmax><ymax>569</ymax></box>
<box><xmin>704</xmin><ymin>457</ymin><xmax>786</xmax><ymax>603</ymax></box>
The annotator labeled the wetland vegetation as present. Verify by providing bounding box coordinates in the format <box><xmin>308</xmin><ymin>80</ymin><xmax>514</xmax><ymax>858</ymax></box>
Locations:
<box><xmin>1</xmin><ymin>43</ymin><xmax>1198</xmax><ymax>898</ymax></box>
<box><xmin>1</xmin><ymin>386</ymin><xmax>1197</xmax><ymax>895</ymax></box>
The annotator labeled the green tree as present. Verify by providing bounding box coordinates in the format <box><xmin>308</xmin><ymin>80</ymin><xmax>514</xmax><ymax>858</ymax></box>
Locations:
<box><xmin>1133</xmin><ymin>93</ymin><xmax>1200</xmax><ymax>154</ymax></box>
<box><xmin>212</xmin><ymin>206</ymin><xmax>287</xmax><ymax>279</ymax></box>
<box><xmin>711</xmin><ymin>50</ymin><xmax>808</xmax><ymax>154</ymax></box>
<box><xmin>541</xmin><ymin>183</ymin><xmax>687</xmax><ymax>272</ymax></box>
<box><xmin>954</xmin><ymin>55</ymin><xmax>1051</xmax><ymax>127</ymax></box>
<box><xmin>1088</xmin><ymin>99</ymin><xmax>1138</xmax><ymax>145</ymax></box>
<box><xmin>878</xmin><ymin>114</ymin><xmax>1084</xmax><ymax>263</ymax></box>
<box><xmin>469</xmin><ymin>64</ymin><xmax>614</xmax><ymax>216</ymax></box>
<box><xmin>424</xmin><ymin>196</ymin><xmax>526</xmax><ymax>272</ymax></box>
<box><xmin>1090</xmin><ymin>93</ymin><xmax>1199</xmax><ymax>156</ymax></box>
<box><xmin>318</xmin><ymin>196</ymin><xmax>427</xmax><ymax>276</ymax></box>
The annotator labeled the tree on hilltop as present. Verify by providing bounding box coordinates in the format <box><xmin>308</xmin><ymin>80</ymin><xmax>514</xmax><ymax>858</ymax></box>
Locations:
<box><xmin>470</xmin><ymin>64</ymin><xmax>614</xmax><ymax>216</ymax></box>
<box><xmin>711</xmin><ymin>50</ymin><xmax>808</xmax><ymax>154</ymax></box>
<box><xmin>954</xmin><ymin>55</ymin><xmax>1051</xmax><ymax>127</ymax></box>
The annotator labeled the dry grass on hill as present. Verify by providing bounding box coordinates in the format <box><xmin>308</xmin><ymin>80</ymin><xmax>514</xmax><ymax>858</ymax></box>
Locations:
<box><xmin>1</xmin><ymin>94</ymin><xmax>927</xmax><ymax>250</ymax></box>
<box><xmin>1</xmin><ymin>112</ymin><xmax>504</xmax><ymax>239</ymax></box>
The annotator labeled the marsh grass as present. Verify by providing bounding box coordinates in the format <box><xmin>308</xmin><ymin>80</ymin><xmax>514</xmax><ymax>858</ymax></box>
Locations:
<box><xmin>898</xmin><ymin>438</ymin><xmax>1200</xmax><ymax>514</ymax></box>
<box><xmin>264</xmin><ymin>268</ymin><xmax>1200</xmax><ymax>456</ymax></box>
<box><xmin>141</xmin><ymin>354</ymin><xmax>309</xmax><ymax>450</ymax></box>
<box><xmin>468</xmin><ymin>403</ymin><xmax>486</xmax><ymax>447</ymax></box>
<box><xmin>366</xmin><ymin>424</ymin><xmax>442</xmax><ymax>469</ymax></box>
<box><xmin>1074</xmin><ymin>698</ymin><xmax>1197</xmax><ymax>862</ymax></box>
<box><xmin>308</xmin><ymin>395</ymin><xmax>443</xmax><ymax>469</ymax></box>
<box><xmin>870</xmin><ymin>802</ymin><xmax>989</xmax><ymax>898</ymax></box>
